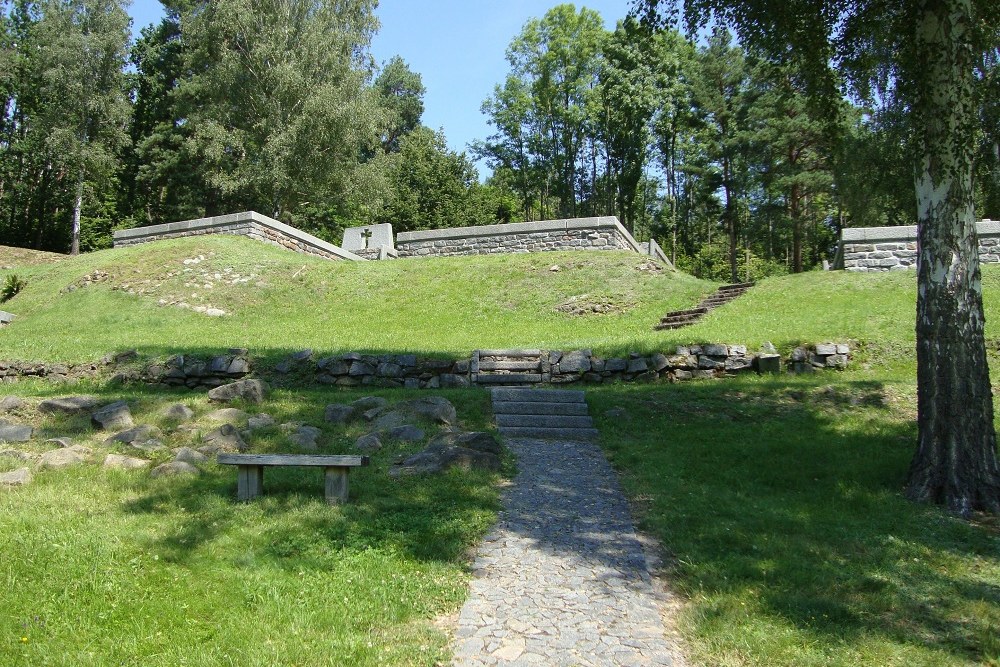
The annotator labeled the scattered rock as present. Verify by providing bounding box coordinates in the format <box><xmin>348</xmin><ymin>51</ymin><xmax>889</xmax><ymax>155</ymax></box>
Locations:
<box><xmin>91</xmin><ymin>401</ymin><xmax>134</xmax><ymax>430</ymax></box>
<box><xmin>324</xmin><ymin>403</ymin><xmax>356</xmax><ymax>424</ymax></box>
<box><xmin>0</xmin><ymin>422</ymin><xmax>32</xmax><ymax>443</ymax></box>
<box><xmin>151</xmin><ymin>461</ymin><xmax>200</xmax><ymax>478</ymax></box>
<box><xmin>352</xmin><ymin>396</ymin><xmax>389</xmax><ymax>411</ymax></box>
<box><xmin>0</xmin><ymin>467</ymin><xmax>32</xmax><ymax>487</ymax></box>
<box><xmin>162</xmin><ymin>403</ymin><xmax>195</xmax><ymax>421</ymax></box>
<box><xmin>0</xmin><ymin>449</ymin><xmax>33</xmax><ymax>461</ymax></box>
<box><xmin>355</xmin><ymin>433</ymin><xmax>382</xmax><ymax>452</ymax></box>
<box><xmin>103</xmin><ymin>454</ymin><xmax>150</xmax><ymax>470</ymax></box>
<box><xmin>0</xmin><ymin>396</ymin><xmax>24</xmax><ymax>413</ymax></box>
<box><xmin>131</xmin><ymin>439</ymin><xmax>168</xmax><ymax>454</ymax></box>
<box><xmin>207</xmin><ymin>379</ymin><xmax>268</xmax><ymax>404</ymax></box>
<box><xmin>205</xmin><ymin>408</ymin><xmax>248</xmax><ymax>424</ymax></box>
<box><xmin>395</xmin><ymin>396</ymin><xmax>457</xmax><ymax>425</ymax></box>
<box><xmin>384</xmin><ymin>425</ymin><xmax>425</xmax><ymax>442</ymax></box>
<box><xmin>45</xmin><ymin>437</ymin><xmax>74</xmax><ymax>448</ymax></box>
<box><xmin>38</xmin><ymin>395</ymin><xmax>101</xmax><ymax>415</ymax></box>
<box><xmin>173</xmin><ymin>447</ymin><xmax>209</xmax><ymax>464</ymax></box>
<box><xmin>106</xmin><ymin>425</ymin><xmax>160</xmax><ymax>445</ymax></box>
<box><xmin>389</xmin><ymin>443</ymin><xmax>500</xmax><ymax>477</ymax></box>
<box><xmin>202</xmin><ymin>424</ymin><xmax>248</xmax><ymax>452</ymax></box>
<box><xmin>372</xmin><ymin>410</ymin><xmax>407</xmax><ymax>430</ymax></box>
<box><xmin>39</xmin><ymin>447</ymin><xmax>86</xmax><ymax>469</ymax></box>
<box><xmin>290</xmin><ymin>425</ymin><xmax>322</xmax><ymax>450</ymax></box>
<box><xmin>428</xmin><ymin>431</ymin><xmax>502</xmax><ymax>455</ymax></box>
<box><xmin>247</xmin><ymin>413</ymin><xmax>275</xmax><ymax>430</ymax></box>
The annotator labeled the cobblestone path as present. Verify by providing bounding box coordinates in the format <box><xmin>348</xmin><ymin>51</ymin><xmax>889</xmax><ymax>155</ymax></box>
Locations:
<box><xmin>452</xmin><ymin>436</ymin><xmax>684</xmax><ymax>666</ymax></box>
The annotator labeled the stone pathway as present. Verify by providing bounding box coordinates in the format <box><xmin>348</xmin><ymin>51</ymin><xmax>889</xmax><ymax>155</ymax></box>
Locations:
<box><xmin>453</xmin><ymin>400</ymin><xmax>684</xmax><ymax>665</ymax></box>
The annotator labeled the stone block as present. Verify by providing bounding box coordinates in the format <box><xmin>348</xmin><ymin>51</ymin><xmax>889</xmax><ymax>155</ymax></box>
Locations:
<box><xmin>698</xmin><ymin>356</ymin><xmax>725</xmax><ymax>370</ymax></box>
<box><xmin>673</xmin><ymin>370</ymin><xmax>693</xmax><ymax>381</ymax></box>
<box><xmin>650</xmin><ymin>353</ymin><xmax>669</xmax><ymax>372</ymax></box>
<box><xmin>815</xmin><ymin>343</ymin><xmax>837</xmax><ymax>356</ymax></box>
<box><xmin>724</xmin><ymin>356</ymin><xmax>753</xmax><ymax>372</ymax></box>
<box><xmin>703</xmin><ymin>344</ymin><xmax>729</xmax><ymax>357</ymax></box>
<box><xmin>349</xmin><ymin>361</ymin><xmax>376</xmax><ymax>376</ymax></box>
<box><xmin>626</xmin><ymin>358</ymin><xmax>648</xmax><ymax>373</ymax></box>
<box><xmin>560</xmin><ymin>350</ymin><xmax>592</xmax><ymax>373</ymax></box>
<box><xmin>755</xmin><ymin>354</ymin><xmax>781</xmax><ymax>374</ymax></box>
<box><xmin>666</xmin><ymin>354</ymin><xmax>697</xmax><ymax>369</ymax></box>
<box><xmin>836</xmin><ymin>344</ymin><xmax>850</xmax><ymax>355</ymax></box>
<box><xmin>605</xmin><ymin>358</ymin><xmax>627</xmax><ymax>372</ymax></box>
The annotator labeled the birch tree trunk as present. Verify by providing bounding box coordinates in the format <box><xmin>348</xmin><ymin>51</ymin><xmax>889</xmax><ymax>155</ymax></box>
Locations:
<box><xmin>70</xmin><ymin>178</ymin><xmax>83</xmax><ymax>256</ymax></box>
<box><xmin>906</xmin><ymin>0</ymin><xmax>1000</xmax><ymax>515</ymax></box>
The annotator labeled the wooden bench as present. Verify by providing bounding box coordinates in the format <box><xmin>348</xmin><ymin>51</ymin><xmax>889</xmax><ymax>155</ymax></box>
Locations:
<box><xmin>217</xmin><ymin>454</ymin><xmax>369</xmax><ymax>504</ymax></box>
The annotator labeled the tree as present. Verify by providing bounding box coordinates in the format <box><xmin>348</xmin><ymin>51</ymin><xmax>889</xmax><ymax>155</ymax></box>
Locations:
<box><xmin>374</xmin><ymin>56</ymin><xmax>425</xmax><ymax>153</ymax></box>
<box><xmin>638</xmin><ymin>0</ymin><xmax>1000</xmax><ymax>514</ymax></box>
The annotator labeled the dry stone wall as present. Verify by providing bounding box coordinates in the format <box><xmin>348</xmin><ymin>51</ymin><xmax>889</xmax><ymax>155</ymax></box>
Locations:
<box><xmin>113</xmin><ymin>212</ymin><xmax>363</xmax><ymax>262</ymax></box>
<box><xmin>837</xmin><ymin>220</ymin><xmax>1000</xmax><ymax>271</ymax></box>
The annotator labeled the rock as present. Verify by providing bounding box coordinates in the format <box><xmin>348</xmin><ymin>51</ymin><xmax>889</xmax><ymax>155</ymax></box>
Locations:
<box><xmin>205</xmin><ymin>408</ymin><xmax>248</xmax><ymax>424</ymax></box>
<box><xmin>761</xmin><ymin>341</ymin><xmax>778</xmax><ymax>354</ymax></box>
<box><xmin>173</xmin><ymin>447</ymin><xmax>208</xmax><ymax>464</ymax></box>
<box><xmin>91</xmin><ymin>401</ymin><xmax>134</xmax><ymax>430</ymax></box>
<box><xmin>429</xmin><ymin>431</ymin><xmax>502</xmax><ymax>455</ymax></box>
<box><xmin>790</xmin><ymin>347</ymin><xmax>808</xmax><ymax>362</ymax></box>
<box><xmin>162</xmin><ymin>403</ymin><xmax>195</xmax><ymax>421</ymax></box>
<box><xmin>247</xmin><ymin>413</ymin><xmax>275</xmax><ymax>430</ymax></box>
<box><xmin>836</xmin><ymin>344</ymin><xmax>851</xmax><ymax>355</ymax></box>
<box><xmin>0</xmin><ymin>449</ymin><xmax>33</xmax><ymax>461</ymax></box>
<box><xmin>290</xmin><ymin>425</ymin><xmax>322</xmax><ymax>449</ymax></box>
<box><xmin>702</xmin><ymin>344</ymin><xmax>729</xmax><ymax>357</ymax></box>
<box><xmin>440</xmin><ymin>374</ymin><xmax>469</xmax><ymax>388</ymax></box>
<box><xmin>362</xmin><ymin>406</ymin><xmax>388</xmax><ymax>421</ymax></box>
<box><xmin>626</xmin><ymin>358</ymin><xmax>648</xmax><ymax>374</ymax></box>
<box><xmin>389</xmin><ymin>444</ymin><xmax>500</xmax><ymax>477</ymax></box>
<box><xmin>207</xmin><ymin>379</ymin><xmax>268</xmax><ymax>404</ymax></box>
<box><xmin>384</xmin><ymin>425</ymin><xmax>425</xmax><ymax>442</ymax></box>
<box><xmin>755</xmin><ymin>354</ymin><xmax>781</xmax><ymax>374</ymax></box>
<box><xmin>396</xmin><ymin>396</ymin><xmax>457</xmax><ymax>425</ymax></box>
<box><xmin>351</xmin><ymin>396</ymin><xmax>389</xmax><ymax>411</ymax></box>
<box><xmin>560</xmin><ymin>350</ymin><xmax>592</xmax><ymax>373</ymax></box>
<box><xmin>150</xmin><ymin>461</ymin><xmax>200</xmax><ymax>478</ymax></box>
<box><xmin>227</xmin><ymin>357</ymin><xmax>250</xmax><ymax>375</ymax></box>
<box><xmin>355</xmin><ymin>433</ymin><xmax>382</xmax><ymax>452</ymax></box>
<box><xmin>605</xmin><ymin>358</ymin><xmax>628</xmax><ymax>372</ymax></box>
<box><xmin>38</xmin><ymin>395</ymin><xmax>100</xmax><ymax>415</ymax></box>
<box><xmin>202</xmin><ymin>424</ymin><xmax>248</xmax><ymax>452</ymax></box>
<box><xmin>815</xmin><ymin>343</ymin><xmax>838</xmax><ymax>356</ymax></box>
<box><xmin>372</xmin><ymin>410</ymin><xmax>407</xmax><ymax>430</ymax></box>
<box><xmin>0</xmin><ymin>396</ymin><xmax>24</xmax><ymax>412</ymax></box>
<box><xmin>45</xmin><ymin>437</ymin><xmax>74</xmax><ymax>448</ymax></box>
<box><xmin>103</xmin><ymin>454</ymin><xmax>150</xmax><ymax>470</ymax></box>
<box><xmin>106</xmin><ymin>425</ymin><xmax>160</xmax><ymax>445</ymax></box>
<box><xmin>0</xmin><ymin>422</ymin><xmax>32</xmax><ymax>443</ymax></box>
<box><xmin>131</xmin><ymin>440</ymin><xmax>168</xmax><ymax>454</ymax></box>
<box><xmin>604</xmin><ymin>407</ymin><xmax>626</xmax><ymax>418</ymax></box>
<box><xmin>0</xmin><ymin>468</ymin><xmax>32</xmax><ymax>487</ymax></box>
<box><xmin>39</xmin><ymin>447</ymin><xmax>86</xmax><ymax>469</ymax></box>
<box><xmin>324</xmin><ymin>404</ymin><xmax>357</xmax><ymax>424</ymax></box>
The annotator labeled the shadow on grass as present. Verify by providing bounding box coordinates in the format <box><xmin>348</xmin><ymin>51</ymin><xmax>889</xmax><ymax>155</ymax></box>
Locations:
<box><xmin>586</xmin><ymin>375</ymin><xmax>1000</xmax><ymax>663</ymax></box>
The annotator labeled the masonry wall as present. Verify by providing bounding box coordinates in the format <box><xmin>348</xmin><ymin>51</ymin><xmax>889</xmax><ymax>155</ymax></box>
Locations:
<box><xmin>837</xmin><ymin>220</ymin><xmax>1000</xmax><ymax>271</ymax></box>
<box><xmin>113</xmin><ymin>212</ymin><xmax>363</xmax><ymax>262</ymax></box>
<box><xmin>395</xmin><ymin>216</ymin><xmax>666</xmax><ymax>263</ymax></box>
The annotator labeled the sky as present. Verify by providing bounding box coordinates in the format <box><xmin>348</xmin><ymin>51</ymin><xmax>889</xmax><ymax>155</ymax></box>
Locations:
<box><xmin>126</xmin><ymin>1</ymin><xmax>637</xmax><ymax>173</ymax></box>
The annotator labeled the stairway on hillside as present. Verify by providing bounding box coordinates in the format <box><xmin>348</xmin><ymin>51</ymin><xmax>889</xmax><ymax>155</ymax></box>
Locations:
<box><xmin>654</xmin><ymin>282</ymin><xmax>754</xmax><ymax>331</ymax></box>
<box><xmin>491</xmin><ymin>388</ymin><xmax>598</xmax><ymax>441</ymax></box>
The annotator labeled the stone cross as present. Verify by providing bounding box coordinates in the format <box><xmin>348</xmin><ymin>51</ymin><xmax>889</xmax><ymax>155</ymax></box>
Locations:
<box><xmin>341</xmin><ymin>223</ymin><xmax>395</xmax><ymax>253</ymax></box>
<box><xmin>361</xmin><ymin>228</ymin><xmax>373</xmax><ymax>249</ymax></box>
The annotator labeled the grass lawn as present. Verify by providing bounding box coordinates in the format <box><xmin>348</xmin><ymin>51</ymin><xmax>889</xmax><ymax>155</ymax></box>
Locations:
<box><xmin>0</xmin><ymin>382</ymin><xmax>504</xmax><ymax>666</ymax></box>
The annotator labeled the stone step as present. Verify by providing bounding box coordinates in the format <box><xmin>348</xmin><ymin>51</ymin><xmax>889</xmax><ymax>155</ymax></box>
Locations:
<box><xmin>495</xmin><ymin>414</ymin><xmax>594</xmax><ymax>429</ymax></box>
<box><xmin>659</xmin><ymin>313</ymin><xmax>702</xmax><ymax>324</ymax></box>
<box><xmin>477</xmin><ymin>360</ymin><xmax>541</xmax><ymax>371</ymax></box>
<box><xmin>497</xmin><ymin>426</ymin><xmax>600</xmax><ymax>441</ymax></box>
<box><xmin>492</xmin><ymin>401</ymin><xmax>591</xmax><ymax>416</ymax></box>
<box><xmin>719</xmin><ymin>282</ymin><xmax>754</xmax><ymax>290</ymax></box>
<box><xmin>476</xmin><ymin>349</ymin><xmax>542</xmax><ymax>358</ymax></box>
<box><xmin>491</xmin><ymin>388</ymin><xmax>586</xmax><ymax>403</ymax></box>
<box><xmin>476</xmin><ymin>373</ymin><xmax>543</xmax><ymax>385</ymax></box>
<box><xmin>659</xmin><ymin>307</ymin><xmax>707</xmax><ymax>318</ymax></box>
<box><xmin>654</xmin><ymin>321</ymin><xmax>696</xmax><ymax>330</ymax></box>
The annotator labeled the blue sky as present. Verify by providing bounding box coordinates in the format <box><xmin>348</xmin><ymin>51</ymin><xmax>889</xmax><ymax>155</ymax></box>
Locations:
<box><xmin>126</xmin><ymin>1</ymin><xmax>636</xmax><ymax>173</ymax></box>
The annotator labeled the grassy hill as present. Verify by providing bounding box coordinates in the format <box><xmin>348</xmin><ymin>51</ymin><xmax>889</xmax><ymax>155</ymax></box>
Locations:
<box><xmin>0</xmin><ymin>244</ymin><xmax>66</xmax><ymax>268</ymax></box>
<box><xmin>1</xmin><ymin>237</ymin><xmax>999</xmax><ymax>666</ymax></box>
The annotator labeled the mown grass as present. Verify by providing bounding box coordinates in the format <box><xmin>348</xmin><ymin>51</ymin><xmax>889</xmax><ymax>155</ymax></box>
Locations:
<box><xmin>588</xmin><ymin>370</ymin><xmax>1000</xmax><ymax>667</ymax></box>
<box><xmin>0</xmin><ymin>382</ymin><xmax>504</xmax><ymax>666</ymax></box>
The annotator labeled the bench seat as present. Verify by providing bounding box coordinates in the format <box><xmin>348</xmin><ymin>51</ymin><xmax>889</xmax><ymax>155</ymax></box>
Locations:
<box><xmin>217</xmin><ymin>454</ymin><xmax>369</xmax><ymax>504</ymax></box>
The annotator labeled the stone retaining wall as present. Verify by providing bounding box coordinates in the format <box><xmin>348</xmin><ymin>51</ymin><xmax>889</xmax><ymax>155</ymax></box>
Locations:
<box><xmin>395</xmin><ymin>217</ymin><xmax>672</xmax><ymax>266</ymax></box>
<box><xmin>835</xmin><ymin>220</ymin><xmax>1000</xmax><ymax>271</ymax></box>
<box><xmin>113</xmin><ymin>212</ymin><xmax>363</xmax><ymax>262</ymax></box>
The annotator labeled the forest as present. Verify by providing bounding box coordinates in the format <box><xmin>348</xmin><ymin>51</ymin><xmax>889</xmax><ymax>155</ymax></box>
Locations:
<box><xmin>1</xmin><ymin>0</ymin><xmax>998</xmax><ymax>280</ymax></box>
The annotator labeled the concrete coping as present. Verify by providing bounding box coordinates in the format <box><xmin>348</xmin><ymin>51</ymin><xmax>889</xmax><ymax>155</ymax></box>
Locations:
<box><xmin>841</xmin><ymin>220</ymin><xmax>1000</xmax><ymax>243</ymax></box>
<box><xmin>395</xmin><ymin>216</ymin><xmax>645</xmax><ymax>254</ymax></box>
<box><xmin>113</xmin><ymin>211</ymin><xmax>364</xmax><ymax>261</ymax></box>
<box><xmin>0</xmin><ymin>311</ymin><xmax>15</xmax><ymax>323</ymax></box>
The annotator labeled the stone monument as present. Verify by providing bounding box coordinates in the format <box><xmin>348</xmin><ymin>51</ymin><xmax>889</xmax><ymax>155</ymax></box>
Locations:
<box><xmin>342</xmin><ymin>223</ymin><xmax>397</xmax><ymax>260</ymax></box>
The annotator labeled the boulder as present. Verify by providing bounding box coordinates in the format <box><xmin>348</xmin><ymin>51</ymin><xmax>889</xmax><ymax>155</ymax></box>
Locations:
<box><xmin>207</xmin><ymin>379</ymin><xmax>268</xmax><ymax>404</ymax></box>
<box><xmin>389</xmin><ymin>443</ymin><xmax>500</xmax><ymax>477</ymax></box>
<box><xmin>39</xmin><ymin>447</ymin><xmax>86</xmax><ymax>469</ymax></box>
<box><xmin>355</xmin><ymin>433</ymin><xmax>382</xmax><ymax>452</ymax></box>
<box><xmin>429</xmin><ymin>431</ymin><xmax>502</xmax><ymax>455</ymax></box>
<box><xmin>205</xmin><ymin>408</ymin><xmax>248</xmax><ymax>424</ymax></box>
<box><xmin>106</xmin><ymin>425</ymin><xmax>160</xmax><ymax>445</ymax></box>
<box><xmin>38</xmin><ymin>395</ymin><xmax>100</xmax><ymax>415</ymax></box>
<box><xmin>396</xmin><ymin>396</ymin><xmax>457</xmax><ymax>425</ymax></box>
<box><xmin>0</xmin><ymin>422</ymin><xmax>32</xmax><ymax>443</ymax></box>
<box><xmin>0</xmin><ymin>467</ymin><xmax>32</xmax><ymax>487</ymax></box>
<box><xmin>131</xmin><ymin>440</ymin><xmax>168</xmax><ymax>454</ymax></box>
<box><xmin>202</xmin><ymin>424</ymin><xmax>248</xmax><ymax>452</ymax></box>
<box><xmin>150</xmin><ymin>461</ymin><xmax>200</xmax><ymax>478</ymax></box>
<box><xmin>162</xmin><ymin>403</ymin><xmax>195</xmax><ymax>422</ymax></box>
<box><xmin>91</xmin><ymin>401</ymin><xmax>134</xmax><ymax>430</ymax></box>
<box><xmin>173</xmin><ymin>447</ymin><xmax>208</xmax><ymax>464</ymax></box>
<box><xmin>103</xmin><ymin>454</ymin><xmax>150</xmax><ymax>470</ymax></box>
<box><xmin>560</xmin><ymin>350</ymin><xmax>592</xmax><ymax>373</ymax></box>
<box><xmin>0</xmin><ymin>396</ymin><xmax>24</xmax><ymax>413</ymax></box>
<box><xmin>290</xmin><ymin>425</ymin><xmax>322</xmax><ymax>450</ymax></box>
<box><xmin>351</xmin><ymin>396</ymin><xmax>389</xmax><ymax>411</ymax></box>
<box><xmin>247</xmin><ymin>413</ymin><xmax>275</xmax><ymax>430</ymax></box>
<box><xmin>650</xmin><ymin>353</ymin><xmax>670</xmax><ymax>372</ymax></box>
<box><xmin>372</xmin><ymin>410</ymin><xmax>407</xmax><ymax>430</ymax></box>
<box><xmin>626</xmin><ymin>358</ymin><xmax>648</xmax><ymax>374</ymax></box>
<box><xmin>45</xmin><ymin>437</ymin><xmax>74</xmax><ymax>448</ymax></box>
<box><xmin>384</xmin><ymin>425</ymin><xmax>425</xmax><ymax>442</ymax></box>
<box><xmin>324</xmin><ymin>404</ymin><xmax>357</xmax><ymax>424</ymax></box>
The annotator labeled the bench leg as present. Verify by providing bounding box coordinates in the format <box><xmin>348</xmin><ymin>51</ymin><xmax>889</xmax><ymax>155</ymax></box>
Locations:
<box><xmin>324</xmin><ymin>467</ymin><xmax>349</xmax><ymax>504</ymax></box>
<box><xmin>237</xmin><ymin>465</ymin><xmax>264</xmax><ymax>501</ymax></box>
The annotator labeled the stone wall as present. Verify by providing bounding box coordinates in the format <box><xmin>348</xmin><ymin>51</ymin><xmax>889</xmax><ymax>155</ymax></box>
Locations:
<box><xmin>113</xmin><ymin>212</ymin><xmax>364</xmax><ymax>262</ymax></box>
<box><xmin>835</xmin><ymin>220</ymin><xmax>1000</xmax><ymax>271</ymax></box>
<box><xmin>395</xmin><ymin>217</ymin><xmax>672</xmax><ymax>266</ymax></box>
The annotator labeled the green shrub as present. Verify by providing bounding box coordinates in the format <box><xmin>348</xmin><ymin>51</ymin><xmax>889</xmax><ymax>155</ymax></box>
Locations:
<box><xmin>1</xmin><ymin>273</ymin><xmax>26</xmax><ymax>303</ymax></box>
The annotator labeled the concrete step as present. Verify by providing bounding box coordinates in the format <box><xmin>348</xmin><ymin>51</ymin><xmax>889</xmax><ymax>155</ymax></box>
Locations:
<box><xmin>719</xmin><ymin>282</ymin><xmax>754</xmax><ymax>290</ymax></box>
<box><xmin>476</xmin><ymin>373</ymin><xmax>543</xmax><ymax>385</ymax></box>
<box><xmin>491</xmin><ymin>388</ymin><xmax>586</xmax><ymax>403</ymax></box>
<box><xmin>497</xmin><ymin>426</ymin><xmax>600</xmax><ymax>441</ymax></box>
<box><xmin>493</xmin><ymin>401</ymin><xmax>591</xmax><ymax>416</ymax></box>
<box><xmin>655</xmin><ymin>321</ymin><xmax>696</xmax><ymax>330</ymax></box>
<box><xmin>477</xmin><ymin>360</ymin><xmax>542</xmax><ymax>371</ymax></box>
<box><xmin>496</xmin><ymin>414</ymin><xmax>594</xmax><ymax>429</ymax></box>
<box><xmin>660</xmin><ymin>313</ymin><xmax>702</xmax><ymax>324</ymax></box>
<box><xmin>659</xmin><ymin>307</ymin><xmax>707</xmax><ymax>318</ymax></box>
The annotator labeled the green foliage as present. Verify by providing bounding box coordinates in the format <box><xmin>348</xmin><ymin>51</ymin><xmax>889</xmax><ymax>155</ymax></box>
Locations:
<box><xmin>375</xmin><ymin>55</ymin><xmax>426</xmax><ymax>153</ymax></box>
<box><xmin>1</xmin><ymin>273</ymin><xmax>27</xmax><ymax>303</ymax></box>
